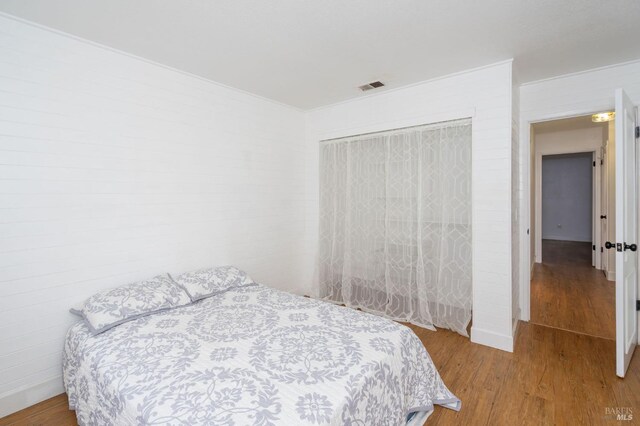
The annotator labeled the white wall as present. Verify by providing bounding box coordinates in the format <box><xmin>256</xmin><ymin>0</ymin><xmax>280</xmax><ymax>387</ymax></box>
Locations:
<box><xmin>520</xmin><ymin>60</ymin><xmax>640</xmax><ymax>120</ymax></box>
<box><xmin>534</xmin><ymin>127</ymin><xmax>606</xmax><ymax>155</ymax></box>
<box><xmin>0</xmin><ymin>15</ymin><xmax>306</xmax><ymax>416</ymax></box>
<box><xmin>541</xmin><ymin>153</ymin><xmax>593</xmax><ymax>242</ymax></box>
<box><xmin>304</xmin><ymin>61</ymin><xmax>515</xmax><ymax>352</ymax></box>
<box><xmin>530</xmin><ymin>127</ymin><xmax>536</xmax><ymax>270</ymax></box>
<box><xmin>511</xmin><ymin>76</ymin><xmax>520</xmax><ymax>333</ymax></box>
<box><xmin>519</xmin><ymin>59</ymin><xmax>640</xmax><ymax>320</ymax></box>
<box><xmin>4</xmin><ymin>9</ymin><xmax>638</xmax><ymax>416</ymax></box>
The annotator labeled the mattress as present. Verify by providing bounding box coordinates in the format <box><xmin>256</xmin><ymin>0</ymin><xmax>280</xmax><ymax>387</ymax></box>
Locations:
<box><xmin>63</xmin><ymin>283</ymin><xmax>460</xmax><ymax>425</ymax></box>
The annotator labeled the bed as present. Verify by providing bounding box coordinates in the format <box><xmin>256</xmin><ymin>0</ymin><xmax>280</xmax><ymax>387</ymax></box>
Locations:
<box><xmin>63</xmin><ymin>283</ymin><xmax>460</xmax><ymax>425</ymax></box>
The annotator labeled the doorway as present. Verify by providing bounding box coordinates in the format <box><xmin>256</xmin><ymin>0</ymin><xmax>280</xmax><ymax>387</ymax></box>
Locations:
<box><xmin>542</xmin><ymin>152</ymin><xmax>593</xmax><ymax>257</ymax></box>
<box><xmin>529</xmin><ymin>114</ymin><xmax>615</xmax><ymax>339</ymax></box>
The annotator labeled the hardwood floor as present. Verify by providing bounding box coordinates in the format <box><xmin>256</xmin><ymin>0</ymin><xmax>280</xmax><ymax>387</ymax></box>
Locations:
<box><xmin>419</xmin><ymin>322</ymin><xmax>640</xmax><ymax>425</ymax></box>
<box><xmin>0</xmin><ymin>242</ymin><xmax>625</xmax><ymax>425</ymax></box>
<box><xmin>531</xmin><ymin>239</ymin><xmax>615</xmax><ymax>340</ymax></box>
<box><xmin>0</xmin><ymin>394</ymin><xmax>75</xmax><ymax>426</ymax></box>
<box><xmin>3</xmin><ymin>322</ymin><xmax>639</xmax><ymax>425</ymax></box>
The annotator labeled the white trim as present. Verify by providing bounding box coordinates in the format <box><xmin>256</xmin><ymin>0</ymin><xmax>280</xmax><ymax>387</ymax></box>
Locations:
<box><xmin>525</xmin><ymin>109</ymin><xmax>615</xmax><ymax>125</ymax></box>
<box><xmin>541</xmin><ymin>235</ymin><xmax>594</xmax><ymax>242</ymax></box>
<box><xmin>314</xmin><ymin>109</ymin><xmax>476</xmax><ymax>142</ymax></box>
<box><xmin>535</xmin><ymin>149</ymin><xmax>600</xmax><ymax>264</ymax></box>
<box><xmin>594</xmin><ymin>151</ymin><xmax>602</xmax><ymax>270</ymax></box>
<box><xmin>606</xmin><ymin>270</ymin><xmax>616</xmax><ymax>282</ymax></box>
<box><xmin>535</xmin><ymin>152</ymin><xmax>542</xmax><ymax>263</ymax></box>
<box><xmin>636</xmin><ymin>106</ymin><xmax>640</xmax><ymax>345</ymax></box>
<box><xmin>520</xmin><ymin>123</ymin><xmax>532</xmax><ymax>322</ymax></box>
<box><xmin>471</xmin><ymin>327</ymin><xmax>514</xmax><ymax>352</ymax></box>
<box><xmin>320</xmin><ymin>117</ymin><xmax>472</xmax><ymax>143</ymax></box>
<box><xmin>307</xmin><ymin>59</ymin><xmax>514</xmax><ymax>112</ymax></box>
<box><xmin>520</xmin><ymin>58</ymin><xmax>640</xmax><ymax>88</ymax></box>
<box><xmin>0</xmin><ymin>376</ymin><xmax>63</xmax><ymax>418</ymax></box>
<box><xmin>519</xmin><ymin>105</ymin><xmax>615</xmax><ymax>322</ymax></box>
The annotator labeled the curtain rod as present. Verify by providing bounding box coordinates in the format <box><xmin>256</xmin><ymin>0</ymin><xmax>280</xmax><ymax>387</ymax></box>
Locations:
<box><xmin>319</xmin><ymin>117</ymin><xmax>471</xmax><ymax>143</ymax></box>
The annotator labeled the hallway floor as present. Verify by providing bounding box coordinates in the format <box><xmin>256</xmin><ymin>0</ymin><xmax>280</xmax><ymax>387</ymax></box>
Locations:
<box><xmin>531</xmin><ymin>239</ymin><xmax>615</xmax><ymax>340</ymax></box>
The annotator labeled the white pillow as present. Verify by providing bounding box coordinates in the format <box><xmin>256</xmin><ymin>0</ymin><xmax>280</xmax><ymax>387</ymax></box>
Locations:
<box><xmin>169</xmin><ymin>266</ymin><xmax>255</xmax><ymax>301</ymax></box>
<box><xmin>78</xmin><ymin>274</ymin><xmax>191</xmax><ymax>335</ymax></box>
<box><xmin>69</xmin><ymin>303</ymin><xmax>84</xmax><ymax>317</ymax></box>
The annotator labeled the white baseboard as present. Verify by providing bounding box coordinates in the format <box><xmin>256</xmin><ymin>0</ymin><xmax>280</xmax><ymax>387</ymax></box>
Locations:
<box><xmin>605</xmin><ymin>270</ymin><xmax>616</xmax><ymax>281</ymax></box>
<box><xmin>542</xmin><ymin>235</ymin><xmax>592</xmax><ymax>242</ymax></box>
<box><xmin>0</xmin><ymin>376</ymin><xmax>64</xmax><ymax>418</ymax></box>
<box><xmin>471</xmin><ymin>326</ymin><xmax>514</xmax><ymax>352</ymax></box>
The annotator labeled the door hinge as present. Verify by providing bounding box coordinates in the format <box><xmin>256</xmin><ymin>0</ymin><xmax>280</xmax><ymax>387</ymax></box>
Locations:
<box><xmin>601</xmin><ymin>159</ymin><xmax>604</xmax><ymax>165</ymax></box>
<box><xmin>592</xmin><ymin>245</ymin><xmax>596</xmax><ymax>251</ymax></box>
<box><xmin>635</xmin><ymin>126</ymin><xmax>639</xmax><ymax>139</ymax></box>
<box><xmin>593</xmin><ymin>161</ymin><xmax>596</xmax><ymax>167</ymax></box>
<box><xmin>636</xmin><ymin>300</ymin><xmax>640</xmax><ymax>311</ymax></box>
<box><xmin>601</xmin><ymin>247</ymin><xmax>604</xmax><ymax>253</ymax></box>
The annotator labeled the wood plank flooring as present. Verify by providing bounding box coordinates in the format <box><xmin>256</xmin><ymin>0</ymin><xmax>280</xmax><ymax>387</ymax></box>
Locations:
<box><xmin>418</xmin><ymin>322</ymin><xmax>640</xmax><ymax>425</ymax></box>
<box><xmin>0</xmin><ymin>251</ymin><xmax>629</xmax><ymax>426</ymax></box>
<box><xmin>3</xmin><ymin>321</ymin><xmax>639</xmax><ymax>425</ymax></box>
<box><xmin>531</xmin><ymin>239</ymin><xmax>615</xmax><ymax>340</ymax></box>
<box><xmin>0</xmin><ymin>394</ymin><xmax>75</xmax><ymax>426</ymax></box>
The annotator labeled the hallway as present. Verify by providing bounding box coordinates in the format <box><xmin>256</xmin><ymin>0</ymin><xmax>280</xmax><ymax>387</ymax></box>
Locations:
<box><xmin>530</xmin><ymin>239</ymin><xmax>615</xmax><ymax>340</ymax></box>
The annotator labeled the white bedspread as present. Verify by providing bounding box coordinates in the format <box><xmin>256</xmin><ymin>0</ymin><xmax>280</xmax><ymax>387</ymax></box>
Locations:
<box><xmin>63</xmin><ymin>284</ymin><xmax>460</xmax><ymax>425</ymax></box>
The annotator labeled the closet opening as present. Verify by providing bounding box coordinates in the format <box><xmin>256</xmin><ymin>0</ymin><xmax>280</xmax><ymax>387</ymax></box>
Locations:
<box><xmin>318</xmin><ymin>118</ymin><xmax>473</xmax><ymax>337</ymax></box>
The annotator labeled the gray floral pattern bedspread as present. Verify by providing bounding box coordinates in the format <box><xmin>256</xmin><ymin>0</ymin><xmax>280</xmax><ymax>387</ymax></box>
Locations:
<box><xmin>63</xmin><ymin>284</ymin><xmax>460</xmax><ymax>425</ymax></box>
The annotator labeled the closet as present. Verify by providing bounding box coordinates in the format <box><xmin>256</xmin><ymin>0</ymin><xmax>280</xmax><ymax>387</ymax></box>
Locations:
<box><xmin>319</xmin><ymin>119</ymin><xmax>472</xmax><ymax>335</ymax></box>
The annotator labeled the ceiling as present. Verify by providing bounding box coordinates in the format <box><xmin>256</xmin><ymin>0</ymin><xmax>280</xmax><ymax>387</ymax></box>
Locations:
<box><xmin>533</xmin><ymin>114</ymin><xmax>610</xmax><ymax>135</ymax></box>
<box><xmin>1</xmin><ymin>0</ymin><xmax>639</xmax><ymax>109</ymax></box>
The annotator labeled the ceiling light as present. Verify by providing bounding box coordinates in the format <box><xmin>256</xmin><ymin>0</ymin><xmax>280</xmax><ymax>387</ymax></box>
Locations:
<box><xmin>592</xmin><ymin>112</ymin><xmax>615</xmax><ymax>122</ymax></box>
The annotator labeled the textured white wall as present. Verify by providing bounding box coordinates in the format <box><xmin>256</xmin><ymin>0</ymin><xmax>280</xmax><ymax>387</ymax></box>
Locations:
<box><xmin>541</xmin><ymin>154</ymin><xmax>593</xmax><ymax>242</ymax></box>
<box><xmin>511</xmin><ymin>76</ymin><xmax>520</xmax><ymax>333</ymax></box>
<box><xmin>304</xmin><ymin>61</ymin><xmax>515</xmax><ymax>353</ymax></box>
<box><xmin>5</xmin><ymin>10</ymin><xmax>638</xmax><ymax>417</ymax></box>
<box><xmin>0</xmin><ymin>15</ymin><xmax>306</xmax><ymax>416</ymax></box>
<box><xmin>520</xmin><ymin>60</ymin><xmax>640</xmax><ymax>120</ymax></box>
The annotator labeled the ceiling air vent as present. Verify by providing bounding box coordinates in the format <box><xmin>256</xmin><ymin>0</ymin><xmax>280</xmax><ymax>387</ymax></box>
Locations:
<box><xmin>358</xmin><ymin>81</ymin><xmax>385</xmax><ymax>92</ymax></box>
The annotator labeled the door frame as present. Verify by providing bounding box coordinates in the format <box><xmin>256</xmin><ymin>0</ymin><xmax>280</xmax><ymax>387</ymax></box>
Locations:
<box><xmin>601</xmin><ymin>143</ymin><xmax>609</xmax><ymax>276</ymax></box>
<box><xmin>636</xmin><ymin>106</ymin><xmax>640</xmax><ymax>346</ymax></box>
<box><xmin>520</xmin><ymin>106</ymin><xmax>613</xmax><ymax>321</ymax></box>
<box><xmin>593</xmin><ymin>151</ymin><xmax>602</xmax><ymax>269</ymax></box>
<box><xmin>533</xmin><ymin>149</ymin><xmax>601</xmax><ymax>267</ymax></box>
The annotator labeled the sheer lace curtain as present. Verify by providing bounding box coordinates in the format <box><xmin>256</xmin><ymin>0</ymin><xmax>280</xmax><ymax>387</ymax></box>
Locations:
<box><xmin>319</xmin><ymin>119</ymin><xmax>472</xmax><ymax>336</ymax></box>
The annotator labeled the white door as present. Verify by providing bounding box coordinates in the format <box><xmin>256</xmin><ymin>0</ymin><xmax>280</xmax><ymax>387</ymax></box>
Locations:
<box><xmin>593</xmin><ymin>152</ymin><xmax>601</xmax><ymax>270</ymax></box>
<box><xmin>615</xmin><ymin>88</ymin><xmax>639</xmax><ymax>378</ymax></box>
<box><xmin>601</xmin><ymin>145</ymin><xmax>608</xmax><ymax>274</ymax></box>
